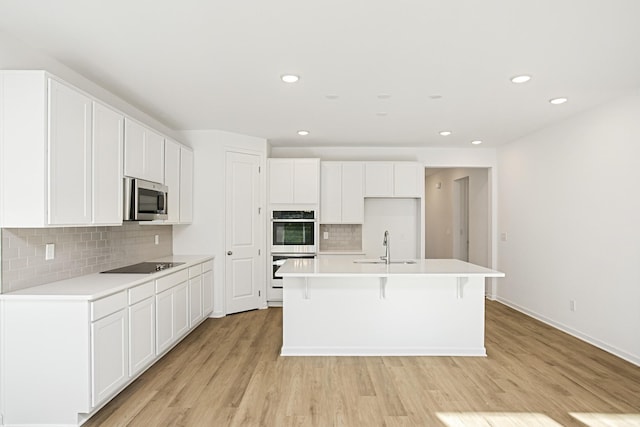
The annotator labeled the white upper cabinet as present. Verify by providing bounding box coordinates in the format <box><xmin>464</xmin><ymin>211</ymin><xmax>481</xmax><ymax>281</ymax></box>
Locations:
<box><xmin>179</xmin><ymin>146</ymin><xmax>194</xmax><ymax>223</ymax></box>
<box><xmin>268</xmin><ymin>158</ymin><xmax>319</xmax><ymax>205</ymax></box>
<box><xmin>0</xmin><ymin>70</ymin><xmax>192</xmax><ymax>228</ymax></box>
<box><xmin>393</xmin><ymin>162</ymin><xmax>423</xmax><ymax>197</ymax></box>
<box><xmin>320</xmin><ymin>162</ymin><xmax>364</xmax><ymax>224</ymax></box>
<box><xmin>164</xmin><ymin>139</ymin><xmax>181</xmax><ymax>223</ymax></box>
<box><xmin>0</xmin><ymin>71</ymin><xmax>124</xmax><ymax>227</ymax></box>
<box><xmin>364</xmin><ymin>162</ymin><xmax>423</xmax><ymax>198</ymax></box>
<box><xmin>92</xmin><ymin>102</ymin><xmax>124</xmax><ymax>225</ymax></box>
<box><xmin>124</xmin><ymin>118</ymin><xmax>165</xmax><ymax>184</ymax></box>
<box><xmin>341</xmin><ymin>162</ymin><xmax>365</xmax><ymax>222</ymax></box>
<box><xmin>293</xmin><ymin>159</ymin><xmax>320</xmax><ymax>204</ymax></box>
<box><xmin>364</xmin><ymin>162</ymin><xmax>394</xmax><ymax>197</ymax></box>
<box><xmin>48</xmin><ymin>78</ymin><xmax>93</xmax><ymax>225</ymax></box>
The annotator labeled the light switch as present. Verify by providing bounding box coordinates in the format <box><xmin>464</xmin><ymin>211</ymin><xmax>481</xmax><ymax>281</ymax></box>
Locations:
<box><xmin>45</xmin><ymin>243</ymin><xmax>55</xmax><ymax>260</ymax></box>
<box><xmin>323</xmin><ymin>231</ymin><xmax>329</xmax><ymax>240</ymax></box>
<box><xmin>154</xmin><ymin>235</ymin><xmax>160</xmax><ymax>245</ymax></box>
<box><xmin>501</xmin><ymin>232</ymin><xmax>508</xmax><ymax>242</ymax></box>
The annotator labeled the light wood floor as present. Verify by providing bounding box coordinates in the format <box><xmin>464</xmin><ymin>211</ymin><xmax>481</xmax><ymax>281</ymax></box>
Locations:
<box><xmin>85</xmin><ymin>301</ymin><xmax>640</xmax><ymax>426</ymax></box>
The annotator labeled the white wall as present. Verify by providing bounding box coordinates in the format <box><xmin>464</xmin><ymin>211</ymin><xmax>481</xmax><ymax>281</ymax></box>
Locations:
<box><xmin>173</xmin><ymin>130</ymin><xmax>267</xmax><ymax>317</ymax></box>
<box><xmin>363</xmin><ymin>199</ymin><xmax>420</xmax><ymax>260</ymax></box>
<box><xmin>0</xmin><ymin>30</ymin><xmax>180</xmax><ymax>141</ymax></box>
<box><xmin>425</xmin><ymin>168</ymin><xmax>489</xmax><ymax>267</ymax></box>
<box><xmin>497</xmin><ymin>94</ymin><xmax>640</xmax><ymax>365</ymax></box>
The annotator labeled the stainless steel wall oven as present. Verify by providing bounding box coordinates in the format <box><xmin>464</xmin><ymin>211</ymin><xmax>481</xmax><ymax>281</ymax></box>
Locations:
<box><xmin>270</xmin><ymin>210</ymin><xmax>316</xmax><ymax>254</ymax></box>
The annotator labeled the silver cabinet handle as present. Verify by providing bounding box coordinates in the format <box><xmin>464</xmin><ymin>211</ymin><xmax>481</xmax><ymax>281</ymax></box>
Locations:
<box><xmin>227</xmin><ymin>251</ymin><xmax>233</xmax><ymax>255</ymax></box>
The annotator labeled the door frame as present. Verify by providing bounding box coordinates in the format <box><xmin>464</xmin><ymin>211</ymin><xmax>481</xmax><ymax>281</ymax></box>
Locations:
<box><xmin>453</xmin><ymin>176</ymin><xmax>470</xmax><ymax>262</ymax></box>
<box><xmin>223</xmin><ymin>147</ymin><xmax>267</xmax><ymax>315</ymax></box>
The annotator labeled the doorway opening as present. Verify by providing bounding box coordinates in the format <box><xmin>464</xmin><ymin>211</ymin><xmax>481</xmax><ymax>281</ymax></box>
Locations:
<box><xmin>453</xmin><ymin>176</ymin><xmax>469</xmax><ymax>262</ymax></box>
<box><xmin>424</xmin><ymin>168</ymin><xmax>490</xmax><ymax>268</ymax></box>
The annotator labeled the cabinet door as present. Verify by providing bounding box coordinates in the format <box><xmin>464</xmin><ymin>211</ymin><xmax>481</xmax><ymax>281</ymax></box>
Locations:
<box><xmin>189</xmin><ymin>275</ymin><xmax>203</xmax><ymax>327</ymax></box>
<box><xmin>124</xmin><ymin>119</ymin><xmax>164</xmax><ymax>183</ymax></box>
<box><xmin>48</xmin><ymin>79</ymin><xmax>93</xmax><ymax>225</ymax></box>
<box><xmin>268</xmin><ymin>159</ymin><xmax>294</xmax><ymax>204</ymax></box>
<box><xmin>364</xmin><ymin>162</ymin><xmax>394</xmax><ymax>197</ymax></box>
<box><xmin>341</xmin><ymin>162</ymin><xmax>364</xmax><ymax>223</ymax></box>
<box><xmin>320</xmin><ymin>162</ymin><xmax>342</xmax><ymax>223</ymax></box>
<box><xmin>92</xmin><ymin>102</ymin><xmax>123</xmax><ymax>225</ymax></box>
<box><xmin>124</xmin><ymin>118</ymin><xmax>145</xmax><ymax>179</ymax></box>
<box><xmin>179</xmin><ymin>146</ymin><xmax>194</xmax><ymax>223</ymax></box>
<box><xmin>394</xmin><ymin>162</ymin><xmax>422</xmax><ymax>197</ymax></box>
<box><xmin>91</xmin><ymin>309</ymin><xmax>128</xmax><ymax>407</ymax></box>
<box><xmin>129</xmin><ymin>297</ymin><xmax>155</xmax><ymax>377</ymax></box>
<box><xmin>164</xmin><ymin>139</ymin><xmax>181</xmax><ymax>223</ymax></box>
<box><xmin>293</xmin><ymin>159</ymin><xmax>319</xmax><ymax>204</ymax></box>
<box><xmin>155</xmin><ymin>288</ymin><xmax>174</xmax><ymax>354</ymax></box>
<box><xmin>173</xmin><ymin>282</ymin><xmax>190</xmax><ymax>339</ymax></box>
<box><xmin>145</xmin><ymin>130</ymin><xmax>165</xmax><ymax>184</ymax></box>
<box><xmin>202</xmin><ymin>269</ymin><xmax>214</xmax><ymax>316</ymax></box>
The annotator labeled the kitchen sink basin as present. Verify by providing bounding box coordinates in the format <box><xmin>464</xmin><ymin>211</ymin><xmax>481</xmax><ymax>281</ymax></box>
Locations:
<box><xmin>353</xmin><ymin>259</ymin><xmax>417</xmax><ymax>264</ymax></box>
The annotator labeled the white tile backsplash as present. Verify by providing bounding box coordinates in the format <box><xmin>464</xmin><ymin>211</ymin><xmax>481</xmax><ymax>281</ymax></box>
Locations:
<box><xmin>0</xmin><ymin>223</ymin><xmax>173</xmax><ymax>293</ymax></box>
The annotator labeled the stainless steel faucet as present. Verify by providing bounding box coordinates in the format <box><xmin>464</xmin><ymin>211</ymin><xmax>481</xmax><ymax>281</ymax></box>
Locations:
<box><xmin>381</xmin><ymin>230</ymin><xmax>390</xmax><ymax>264</ymax></box>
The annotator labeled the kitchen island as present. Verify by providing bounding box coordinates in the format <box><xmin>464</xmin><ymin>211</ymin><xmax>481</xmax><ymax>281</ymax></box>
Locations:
<box><xmin>276</xmin><ymin>257</ymin><xmax>504</xmax><ymax>357</ymax></box>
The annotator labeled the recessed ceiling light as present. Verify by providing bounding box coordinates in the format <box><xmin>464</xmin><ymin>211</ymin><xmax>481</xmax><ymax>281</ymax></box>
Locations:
<box><xmin>429</xmin><ymin>95</ymin><xmax>443</xmax><ymax>99</ymax></box>
<box><xmin>471</xmin><ymin>140</ymin><xmax>483</xmax><ymax>145</ymax></box>
<box><xmin>377</xmin><ymin>94</ymin><xmax>391</xmax><ymax>99</ymax></box>
<box><xmin>439</xmin><ymin>131</ymin><xmax>452</xmax><ymax>136</ymax></box>
<box><xmin>376</xmin><ymin>112</ymin><xmax>388</xmax><ymax>117</ymax></box>
<box><xmin>511</xmin><ymin>75</ymin><xmax>531</xmax><ymax>84</ymax></box>
<box><xmin>549</xmin><ymin>97</ymin><xmax>568</xmax><ymax>105</ymax></box>
<box><xmin>325</xmin><ymin>94</ymin><xmax>339</xmax><ymax>100</ymax></box>
<box><xmin>297</xmin><ymin>130</ymin><xmax>309</xmax><ymax>136</ymax></box>
<box><xmin>281</xmin><ymin>74</ymin><xmax>300</xmax><ymax>83</ymax></box>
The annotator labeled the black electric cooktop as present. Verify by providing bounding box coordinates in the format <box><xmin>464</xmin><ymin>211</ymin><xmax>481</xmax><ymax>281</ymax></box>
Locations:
<box><xmin>101</xmin><ymin>262</ymin><xmax>185</xmax><ymax>274</ymax></box>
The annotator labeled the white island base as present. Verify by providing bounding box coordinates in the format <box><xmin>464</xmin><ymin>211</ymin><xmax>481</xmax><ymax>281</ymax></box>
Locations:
<box><xmin>278</xmin><ymin>259</ymin><xmax>504</xmax><ymax>357</ymax></box>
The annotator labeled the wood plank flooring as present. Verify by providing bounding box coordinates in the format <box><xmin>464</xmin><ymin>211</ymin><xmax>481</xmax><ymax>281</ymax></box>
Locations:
<box><xmin>85</xmin><ymin>301</ymin><xmax>640</xmax><ymax>426</ymax></box>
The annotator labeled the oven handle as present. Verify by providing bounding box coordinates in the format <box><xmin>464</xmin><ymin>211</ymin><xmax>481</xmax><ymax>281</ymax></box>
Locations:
<box><xmin>270</xmin><ymin>219</ymin><xmax>316</xmax><ymax>223</ymax></box>
<box><xmin>271</xmin><ymin>253</ymin><xmax>317</xmax><ymax>257</ymax></box>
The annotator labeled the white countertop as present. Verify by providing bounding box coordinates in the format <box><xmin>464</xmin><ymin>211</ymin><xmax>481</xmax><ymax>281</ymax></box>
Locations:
<box><xmin>277</xmin><ymin>257</ymin><xmax>504</xmax><ymax>278</ymax></box>
<box><xmin>0</xmin><ymin>255</ymin><xmax>214</xmax><ymax>301</ymax></box>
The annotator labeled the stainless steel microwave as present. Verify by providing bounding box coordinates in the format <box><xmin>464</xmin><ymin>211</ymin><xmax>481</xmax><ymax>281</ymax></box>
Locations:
<box><xmin>124</xmin><ymin>177</ymin><xmax>168</xmax><ymax>221</ymax></box>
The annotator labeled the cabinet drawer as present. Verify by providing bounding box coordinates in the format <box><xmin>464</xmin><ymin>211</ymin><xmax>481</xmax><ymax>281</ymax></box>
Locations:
<box><xmin>91</xmin><ymin>291</ymin><xmax>127</xmax><ymax>321</ymax></box>
<box><xmin>155</xmin><ymin>269</ymin><xmax>189</xmax><ymax>293</ymax></box>
<box><xmin>189</xmin><ymin>264</ymin><xmax>202</xmax><ymax>278</ymax></box>
<box><xmin>128</xmin><ymin>281</ymin><xmax>155</xmax><ymax>305</ymax></box>
<box><xmin>202</xmin><ymin>259</ymin><xmax>214</xmax><ymax>272</ymax></box>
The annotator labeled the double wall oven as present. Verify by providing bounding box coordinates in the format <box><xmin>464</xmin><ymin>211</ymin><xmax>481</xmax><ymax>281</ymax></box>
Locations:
<box><xmin>270</xmin><ymin>210</ymin><xmax>316</xmax><ymax>289</ymax></box>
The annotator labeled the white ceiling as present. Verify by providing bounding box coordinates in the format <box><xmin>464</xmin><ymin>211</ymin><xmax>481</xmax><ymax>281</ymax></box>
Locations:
<box><xmin>1</xmin><ymin>0</ymin><xmax>639</xmax><ymax>148</ymax></box>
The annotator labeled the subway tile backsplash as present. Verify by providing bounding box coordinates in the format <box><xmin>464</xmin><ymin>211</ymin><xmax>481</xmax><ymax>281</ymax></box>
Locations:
<box><xmin>319</xmin><ymin>224</ymin><xmax>362</xmax><ymax>251</ymax></box>
<box><xmin>1</xmin><ymin>223</ymin><xmax>172</xmax><ymax>293</ymax></box>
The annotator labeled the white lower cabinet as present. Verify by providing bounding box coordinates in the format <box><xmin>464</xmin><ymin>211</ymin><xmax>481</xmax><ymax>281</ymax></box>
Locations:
<box><xmin>0</xmin><ymin>257</ymin><xmax>213</xmax><ymax>426</ymax></box>
<box><xmin>189</xmin><ymin>275</ymin><xmax>203</xmax><ymax>326</ymax></box>
<box><xmin>155</xmin><ymin>268</ymin><xmax>190</xmax><ymax>355</ymax></box>
<box><xmin>202</xmin><ymin>262</ymin><xmax>214</xmax><ymax>316</ymax></box>
<box><xmin>91</xmin><ymin>309</ymin><xmax>129</xmax><ymax>407</ymax></box>
<box><xmin>173</xmin><ymin>282</ymin><xmax>190</xmax><ymax>339</ymax></box>
<box><xmin>129</xmin><ymin>296</ymin><xmax>155</xmax><ymax>376</ymax></box>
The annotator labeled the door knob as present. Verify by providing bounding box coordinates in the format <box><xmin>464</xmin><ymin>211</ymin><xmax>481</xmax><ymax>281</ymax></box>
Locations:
<box><xmin>227</xmin><ymin>251</ymin><xmax>233</xmax><ymax>255</ymax></box>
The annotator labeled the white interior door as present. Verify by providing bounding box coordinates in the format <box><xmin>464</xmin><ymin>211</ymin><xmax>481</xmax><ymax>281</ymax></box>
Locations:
<box><xmin>225</xmin><ymin>151</ymin><xmax>261</xmax><ymax>314</ymax></box>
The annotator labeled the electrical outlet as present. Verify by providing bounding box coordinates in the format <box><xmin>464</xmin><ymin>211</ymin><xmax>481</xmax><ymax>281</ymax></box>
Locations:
<box><xmin>154</xmin><ymin>235</ymin><xmax>160</xmax><ymax>245</ymax></box>
<box><xmin>323</xmin><ymin>231</ymin><xmax>329</xmax><ymax>240</ymax></box>
<box><xmin>45</xmin><ymin>243</ymin><xmax>55</xmax><ymax>260</ymax></box>
<box><xmin>569</xmin><ymin>300</ymin><xmax>576</xmax><ymax>312</ymax></box>
<box><xmin>501</xmin><ymin>232</ymin><xmax>508</xmax><ymax>242</ymax></box>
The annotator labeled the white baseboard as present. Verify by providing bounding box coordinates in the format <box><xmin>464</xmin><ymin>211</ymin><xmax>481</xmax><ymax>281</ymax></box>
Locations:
<box><xmin>281</xmin><ymin>346</ymin><xmax>486</xmax><ymax>357</ymax></box>
<box><xmin>495</xmin><ymin>297</ymin><xmax>640</xmax><ymax>367</ymax></box>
